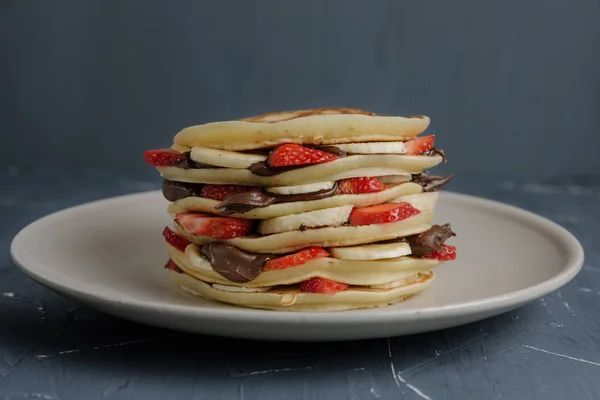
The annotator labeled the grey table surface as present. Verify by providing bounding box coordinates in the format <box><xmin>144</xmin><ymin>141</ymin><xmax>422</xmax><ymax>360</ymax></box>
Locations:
<box><xmin>1</xmin><ymin>169</ymin><xmax>599</xmax><ymax>400</ymax></box>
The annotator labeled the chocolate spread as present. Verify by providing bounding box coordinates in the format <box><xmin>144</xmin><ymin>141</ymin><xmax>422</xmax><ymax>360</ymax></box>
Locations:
<box><xmin>406</xmin><ymin>224</ymin><xmax>456</xmax><ymax>257</ymax></box>
<box><xmin>215</xmin><ymin>190</ymin><xmax>277</xmax><ymax>214</ymax></box>
<box><xmin>422</xmin><ymin>147</ymin><xmax>447</xmax><ymax>163</ymax></box>
<box><xmin>201</xmin><ymin>242</ymin><xmax>275</xmax><ymax>283</ymax></box>
<box><xmin>412</xmin><ymin>171</ymin><xmax>453</xmax><ymax>192</ymax></box>
<box><xmin>162</xmin><ymin>179</ymin><xmax>203</xmax><ymax>201</ymax></box>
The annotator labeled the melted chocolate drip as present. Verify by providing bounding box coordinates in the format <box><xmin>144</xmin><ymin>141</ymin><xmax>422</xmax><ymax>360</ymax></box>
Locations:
<box><xmin>407</xmin><ymin>224</ymin><xmax>456</xmax><ymax>257</ymax></box>
<box><xmin>201</xmin><ymin>242</ymin><xmax>275</xmax><ymax>283</ymax></box>
<box><xmin>249</xmin><ymin>161</ymin><xmax>304</xmax><ymax>177</ymax></box>
<box><xmin>422</xmin><ymin>147</ymin><xmax>447</xmax><ymax>163</ymax></box>
<box><xmin>272</xmin><ymin>183</ymin><xmax>339</xmax><ymax>204</ymax></box>
<box><xmin>215</xmin><ymin>190</ymin><xmax>276</xmax><ymax>214</ymax></box>
<box><xmin>412</xmin><ymin>171</ymin><xmax>453</xmax><ymax>192</ymax></box>
<box><xmin>162</xmin><ymin>179</ymin><xmax>203</xmax><ymax>201</ymax></box>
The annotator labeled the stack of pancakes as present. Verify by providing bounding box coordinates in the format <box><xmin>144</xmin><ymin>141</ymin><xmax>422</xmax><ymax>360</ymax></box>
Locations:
<box><xmin>144</xmin><ymin>108</ymin><xmax>456</xmax><ymax>311</ymax></box>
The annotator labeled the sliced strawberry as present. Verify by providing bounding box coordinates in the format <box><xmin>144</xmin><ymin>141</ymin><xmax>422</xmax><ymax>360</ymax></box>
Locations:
<box><xmin>263</xmin><ymin>246</ymin><xmax>329</xmax><ymax>271</ymax></box>
<box><xmin>200</xmin><ymin>184</ymin><xmax>254</xmax><ymax>201</ymax></box>
<box><xmin>164</xmin><ymin>259</ymin><xmax>183</xmax><ymax>273</ymax></box>
<box><xmin>404</xmin><ymin>135</ymin><xmax>435</xmax><ymax>155</ymax></box>
<box><xmin>143</xmin><ymin>149</ymin><xmax>186</xmax><ymax>166</ymax></box>
<box><xmin>349</xmin><ymin>202</ymin><xmax>420</xmax><ymax>226</ymax></box>
<box><xmin>267</xmin><ymin>144</ymin><xmax>339</xmax><ymax>168</ymax></box>
<box><xmin>299</xmin><ymin>277</ymin><xmax>348</xmax><ymax>294</ymax></box>
<box><xmin>162</xmin><ymin>226</ymin><xmax>191</xmax><ymax>252</ymax></box>
<box><xmin>175</xmin><ymin>212</ymin><xmax>254</xmax><ymax>239</ymax></box>
<box><xmin>423</xmin><ymin>245</ymin><xmax>456</xmax><ymax>261</ymax></box>
<box><xmin>338</xmin><ymin>177</ymin><xmax>385</xmax><ymax>194</ymax></box>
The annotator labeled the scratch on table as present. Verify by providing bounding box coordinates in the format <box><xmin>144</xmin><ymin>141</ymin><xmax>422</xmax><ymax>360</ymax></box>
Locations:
<box><xmin>370</xmin><ymin>387</ymin><xmax>381</xmax><ymax>398</ymax></box>
<box><xmin>397</xmin><ymin>374</ymin><xmax>433</xmax><ymax>400</ymax></box>
<box><xmin>522</xmin><ymin>345</ymin><xmax>600</xmax><ymax>367</ymax></box>
<box><xmin>36</xmin><ymin>334</ymin><xmax>181</xmax><ymax>359</ymax></box>
<box><xmin>400</xmin><ymin>334</ymin><xmax>486</xmax><ymax>376</ymax></box>
<box><xmin>579</xmin><ymin>287</ymin><xmax>592</xmax><ymax>293</ymax></box>
<box><xmin>102</xmin><ymin>379</ymin><xmax>132</xmax><ymax>398</ymax></box>
<box><xmin>230</xmin><ymin>366</ymin><xmax>313</xmax><ymax>378</ymax></box>
<box><xmin>2</xmin><ymin>292</ymin><xmax>16</xmax><ymax>298</ymax></box>
<box><xmin>385</xmin><ymin>336</ymin><xmax>402</xmax><ymax>389</ymax></box>
<box><xmin>386</xmin><ymin>333</ymin><xmax>434</xmax><ymax>399</ymax></box>
<box><xmin>0</xmin><ymin>350</ymin><xmax>31</xmax><ymax>378</ymax></box>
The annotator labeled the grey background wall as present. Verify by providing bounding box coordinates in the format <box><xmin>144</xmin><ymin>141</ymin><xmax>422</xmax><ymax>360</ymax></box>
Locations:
<box><xmin>2</xmin><ymin>0</ymin><xmax>599</xmax><ymax>181</ymax></box>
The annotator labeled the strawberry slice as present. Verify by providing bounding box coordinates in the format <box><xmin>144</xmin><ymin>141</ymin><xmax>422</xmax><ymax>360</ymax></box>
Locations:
<box><xmin>423</xmin><ymin>245</ymin><xmax>456</xmax><ymax>261</ymax></box>
<box><xmin>338</xmin><ymin>177</ymin><xmax>385</xmax><ymax>194</ymax></box>
<box><xmin>175</xmin><ymin>212</ymin><xmax>254</xmax><ymax>239</ymax></box>
<box><xmin>404</xmin><ymin>135</ymin><xmax>435</xmax><ymax>155</ymax></box>
<box><xmin>263</xmin><ymin>246</ymin><xmax>329</xmax><ymax>271</ymax></box>
<box><xmin>200</xmin><ymin>184</ymin><xmax>253</xmax><ymax>201</ymax></box>
<box><xmin>299</xmin><ymin>277</ymin><xmax>349</xmax><ymax>294</ymax></box>
<box><xmin>162</xmin><ymin>226</ymin><xmax>191</xmax><ymax>252</ymax></box>
<box><xmin>143</xmin><ymin>149</ymin><xmax>186</xmax><ymax>166</ymax></box>
<box><xmin>349</xmin><ymin>202</ymin><xmax>421</xmax><ymax>226</ymax></box>
<box><xmin>267</xmin><ymin>144</ymin><xmax>339</xmax><ymax>168</ymax></box>
<box><xmin>164</xmin><ymin>259</ymin><xmax>183</xmax><ymax>273</ymax></box>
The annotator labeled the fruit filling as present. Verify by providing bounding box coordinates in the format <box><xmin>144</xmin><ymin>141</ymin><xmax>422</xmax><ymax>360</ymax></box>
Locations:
<box><xmin>263</xmin><ymin>247</ymin><xmax>329</xmax><ymax>271</ymax></box>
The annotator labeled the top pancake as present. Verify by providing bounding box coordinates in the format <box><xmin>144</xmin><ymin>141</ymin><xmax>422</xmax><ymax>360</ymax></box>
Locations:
<box><xmin>173</xmin><ymin>108</ymin><xmax>430</xmax><ymax>151</ymax></box>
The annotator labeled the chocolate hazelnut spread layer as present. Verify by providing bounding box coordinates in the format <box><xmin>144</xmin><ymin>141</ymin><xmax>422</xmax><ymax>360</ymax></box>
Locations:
<box><xmin>411</xmin><ymin>171</ymin><xmax>453</xmax><ymax>192</ymax></box>
<box><xmin>162</xmin><ymin>179</ymin><xmax>340</xmax><ymax>210</ymax></box>
<box><xmin>201</xmin><ymin>242</ymin><xmax>275</xmax><ymax>283</ymax></box>
<box><xmin>406</xmin><ymin>224</ymin><xmax>456</xmax><ymax>257</ymax></box>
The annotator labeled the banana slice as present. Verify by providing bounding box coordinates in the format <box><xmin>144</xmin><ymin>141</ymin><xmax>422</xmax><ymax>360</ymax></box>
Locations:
<box><xmin>266</xmin><ymin>181</ymin><xmax>335</xmax><ymax>195</ymax></box>
<box><xmin>334</xmin><ymin>142</ymin><xmax>407</xmax><ymax>154</ymax></box>
<box><xmin>391</xmin><ymin>192</ymin><xmax>439</xmax><ymax>212</ymax></box>
<box><xmin>329</xmin><ymin>242</ymin><xmax>411</xmax><ymax>260</ymax></box>
<box><xmin>190</xmin><ymin>146</ymin><xmax>266</xmax><ymax>168</ymax></box>
<box><xmin>378</xmin><ymin>174</ymin><xmax>411</xmax><ymax>184</ymax></box>
<box><xmin>257</xmin><ymin>205</ymin><xmax>353</xmax><ymax>235</ymax></box>
<box><xmin>212</xmin><ymin>283</ymin><xmax>272</xmax><ymax>293</ymax></box>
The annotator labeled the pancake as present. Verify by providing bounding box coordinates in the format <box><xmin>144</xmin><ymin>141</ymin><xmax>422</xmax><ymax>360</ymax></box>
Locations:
<box><xmin>157</xmin><ymin>154</ymin><xmax>442</xmax><ymax>186</ymax></box>
<box><xmin>166</xmin><ymin>182</ymin><xmax>424</xmax><ymax>219</ymax></box>
<box><xmin>173</xmin><ymin>108</ymin><xmax>430</xmax><ymax>151</ymax></box>
<box><xmin>168</xmin><ymin>268</ymin><xmax>434</xmax><ymax>312</ymax></box>
<box><xmin>174</xmin><ymin>209</ymin><xmax>434</xmax><ymax>254</ymax></box>
<box><xmin>167</xmin><ymin>243</ymin><xmax>442</xmax><ymax>287</ymax></box>
<box><xmin>145</xmin><ymin>107</ymin><xmax>456</xmax><ymax>312</ymax></box>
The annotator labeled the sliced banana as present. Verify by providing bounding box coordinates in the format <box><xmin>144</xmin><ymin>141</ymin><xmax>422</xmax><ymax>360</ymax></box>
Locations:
<box><xmin>378</xmin><ymin>174</ymin><xmax>411</xmax><ymax>184</ymax></box>
<box><xmin>212</xmin><ymin>283</ymin><xmax>272</xmax><ymax>293</ymax></box>
<box><xmin>329</xmin><ymin>241</ymin><xmax>412</xmax><ymax>260</ymax></box>
<box><xmin>334</xmin><ymin>141</ymin><xmax>407</xmax><ymax>154</ymax></box>
<box><xmin>157</xmin><ymin>154</ymin><xmax>443</xmax><ymax>186</ymax></box>
<box><xmin>391</xmin><ymin>192</ymin><xmax>439</xmax><ymax>212</ymax></box>
<box><xmin>257</xmin><ymin>205</ymin><xmax>353</xmax><ymax>235</ymax></box>
<box><xmin>266</xmin><ymin>181</ymin><xmax>335</xmax><ymax>195</ymax></box>
<box><xmin>190</xmin><ymin>145</ymin><xmax>266</xmax><ymax>168</ymax></box>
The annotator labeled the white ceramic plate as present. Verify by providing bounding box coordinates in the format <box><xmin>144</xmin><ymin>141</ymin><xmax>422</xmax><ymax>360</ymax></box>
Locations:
<box><xmin>11</xmin><ymin>190</ymin><xmax>584</xmax><ymax>341</ymax></box>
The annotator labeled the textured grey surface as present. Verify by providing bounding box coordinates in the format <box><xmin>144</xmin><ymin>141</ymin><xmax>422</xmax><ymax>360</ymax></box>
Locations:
<box><xmin>2</xmin><ymin>0</ymin><xmax>600</xmax><ymax>397</ymax></box>
<box><xmin>2</xmin><ymin>0</ymin><xmax>600</xmax><ymax>179</ymax></box>
<box><xmin>1</xmin><ymin>170</ymin><xmax>599</xmax><ymax>399</ymax></box>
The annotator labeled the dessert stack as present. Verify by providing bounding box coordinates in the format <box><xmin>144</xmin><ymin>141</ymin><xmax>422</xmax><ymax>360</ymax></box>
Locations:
<box><xmin>144</xmin><ymin>108</ymin><xmax>456</xmax><ymax>311</ymax></box>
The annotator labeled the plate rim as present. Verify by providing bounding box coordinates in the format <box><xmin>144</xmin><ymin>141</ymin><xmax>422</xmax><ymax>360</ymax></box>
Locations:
<box><xmin>10</xmin><ymin>190</ymin><xmax>585</xmax><ymax>325</ymax></box>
